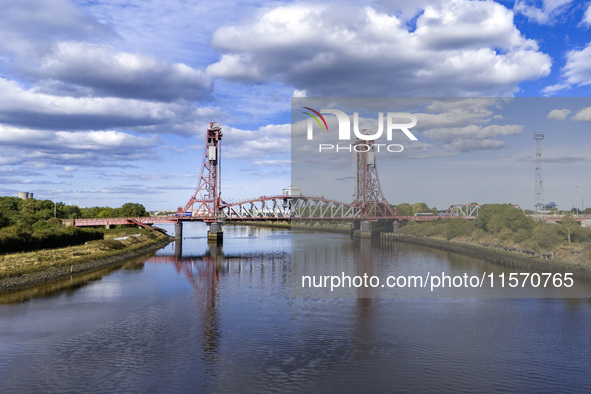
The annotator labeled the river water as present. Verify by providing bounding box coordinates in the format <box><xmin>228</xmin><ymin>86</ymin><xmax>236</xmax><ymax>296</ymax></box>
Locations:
<box><xmin>1</xmin><ymin>223</ymin><xmax>590</xmax><ymax>392</ymax></box>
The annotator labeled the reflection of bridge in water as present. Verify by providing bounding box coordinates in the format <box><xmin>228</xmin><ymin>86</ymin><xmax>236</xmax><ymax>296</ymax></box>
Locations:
<box><xmin>145</xmin><ymin>244</ymin><xmax>290</xmax><ymax>368</ymax></box>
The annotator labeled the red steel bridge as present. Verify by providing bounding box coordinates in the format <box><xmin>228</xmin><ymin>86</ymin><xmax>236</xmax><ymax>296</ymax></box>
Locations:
<box><xmin>68</xmin><ymin>122</ymin><xmax>485</xmax><ymax>231</ymax></box>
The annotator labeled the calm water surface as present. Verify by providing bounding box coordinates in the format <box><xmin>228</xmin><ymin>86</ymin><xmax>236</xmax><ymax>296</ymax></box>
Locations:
<box><xmin>1</xmin><ymin>223</ymin><xmax>590</xmax><ymax>392</ymax></box>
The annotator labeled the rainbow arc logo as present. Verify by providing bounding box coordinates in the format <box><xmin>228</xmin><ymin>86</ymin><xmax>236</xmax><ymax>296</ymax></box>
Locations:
<box><xmin>302</xmin><ymin>107</ymin><xmax>328</xmax><ymax>131</ymax></box>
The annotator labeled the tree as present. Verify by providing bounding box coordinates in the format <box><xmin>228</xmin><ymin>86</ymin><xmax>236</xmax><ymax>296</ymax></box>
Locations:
<box><xmin>62</xmin><ymin>205</ymin><xmax>82</xmax><ymax>219</ymax></box>
<box><xmin>395</xmin><ymin>203</ymin><xmax>412</xmax><ymax>216</ymax></box>
<box><xmin>411</xmin><ymin>202</ymin><xmax>431</xmax><ymax>214</ymax></box>
<box><xmin>119</xmin><ymin>203</ymin><xmax>148</xmax><ymax>217</ymax></box>
<box><xmin>0</xmin><ymin>197</ymin><xmax>21</xmax><ymax>213</ymax></box>
<box><xmin>476</xmin><ymin>204</ymin><xmax>535</xmax><ymax>234</ymax></box>
<box><xmin>0</xmin><ymin>211</ymin><xmax>8</xmax><ymax>229</ymax></box>
<box><xmin>559</xmin><ymin>214</ymin><xmax>580</xmax><ymax>245</ymax></box>
<box><xmin>98</xmin><ymin>208</ymin><xmax>114</xmax><ymax>218</ymax></box>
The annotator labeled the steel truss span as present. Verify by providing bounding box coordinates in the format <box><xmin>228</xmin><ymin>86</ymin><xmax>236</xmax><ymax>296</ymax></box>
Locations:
<box><xmin>221</xmin><ymin>196</ymin><xmax>362</xmax><ymax>221</ymax></box>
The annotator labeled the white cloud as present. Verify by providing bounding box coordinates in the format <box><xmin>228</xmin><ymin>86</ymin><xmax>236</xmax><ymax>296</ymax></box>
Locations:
<box><xmin>562</xmin><ymin>43</ymin><xmax>591</xmax><ymax>86</ymax></box>
<box><xmin>0</xmin><ymin>77</ymin><xmax>222</xmax><ymax>135</ymax></box>
<box><xmin>581</xmin><ymin>4</ymin><xmax>591</xmax><ymax>27</ymax></box>
<box><xmin>207</xmin><ymin>1</ymin><xmax>551</xmax><ymax>96</ymax></box>
<box><xmin>572</xmin><ymin>106</ymin><xmax>591</xmax><ymax>121</ymax></box>
<box><xmin>223</xmin><ymin>124</ymin><xmax>290</xmax><ymax>160</ymax></box>
<box><xmin>542</xmin><ymin>82</ymin><xmax>571</xmax><ymax>95</ymax></box>
<box><xmin>0</xmin><ymin>0</ymin><xmax>114</xmax><ymax>63</ymax></box>
<box><xmin>38</xmin><ymin>42</ymin><xmax>211</xmax><ymax>101</ymax></box>
<box><xmin>0</xmin><ymin>125</ymin><xmax>159</xmax><ymax>167</ymax></box>
<box><xmin>545</xmin><ymin>43</ymin><xmax>591</xmax><ymax>94</ymax></box>
<box><xmin>514</xmin><ymin>0</ymin><xmax>574</xmax><ymax>24</ymax></box>
<box><xmin>546</xmin><ymin>108</ymin><xmax>570</xmax><ymax>120</ymax></box>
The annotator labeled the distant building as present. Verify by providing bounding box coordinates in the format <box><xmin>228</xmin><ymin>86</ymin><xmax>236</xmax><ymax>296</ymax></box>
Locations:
<box><xmin>18</xmin><ymin>192</ymin><xmax>33</xmax><ymax>200</ymax></box>
<box><xmin>282</xmin><ymin>185</ymin><xmax>302</xmax><ymax>197</ymax></box>
<box><xmin>544</xmin><ymin>202</ymin><xmax>558</xmax><ymax>210</ymax></box>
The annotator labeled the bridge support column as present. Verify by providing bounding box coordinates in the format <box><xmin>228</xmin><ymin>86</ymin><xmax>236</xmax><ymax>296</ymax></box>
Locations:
<box><xmin>175</xmin><ymin>222</ymin><xmax>183</xmax><ymax>240</ymax></box>
<box><xmin>105</xmin><ymin>224</ymin><xmax>113</xmax><ymax>229</ymax></box>
<box><xmin>392</xmin><ymin>222</ymin><xmax>400</xmax><ymax>233</ymax></box>
<box><xmin>353</xmin><ymin>221</ymin><xmax>373</xmax><ymax>238</ymax></box>
<box><xmin>175</xmin><ymin>237</ymin><xmax>182</xmax><ymax>258</ymax></box>
<box><xmin>208</xmin><ymin>222</ymin><xmax>223</xmax><ymax>244</ymax></box>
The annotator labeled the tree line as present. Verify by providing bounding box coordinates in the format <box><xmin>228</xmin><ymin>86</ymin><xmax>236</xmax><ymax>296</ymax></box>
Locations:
<box><xmin>0</xmin><ymin>196</ymin><xmax>150</xmax><ymax>254</ymax></box>
<box><xmin>397</xmin><ymin>203</ymin><xmax>591</xmax><ymax>255</ymax></box>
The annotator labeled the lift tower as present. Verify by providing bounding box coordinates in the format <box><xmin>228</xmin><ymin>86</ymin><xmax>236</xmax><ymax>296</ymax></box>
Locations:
<box><xmin>352</xmin><ymin>132</ymin><xmax>398</xmax><ymax>218</ymax></box>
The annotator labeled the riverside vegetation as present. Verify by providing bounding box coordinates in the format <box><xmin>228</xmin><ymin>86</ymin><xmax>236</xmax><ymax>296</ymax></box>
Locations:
<box><xmin>0</xmin><ymin>196</ymin><xmax>172</xmax><ymax>291</ymax></box>
<box><xmin>0</xmin><ymin>196</ymin><xmax>150</xmax><ymax>254</ymax></box>
<box><xmin>395</xmin><ymin>203</ymin><xmax>591</xmax><ymax>263</ymax></box>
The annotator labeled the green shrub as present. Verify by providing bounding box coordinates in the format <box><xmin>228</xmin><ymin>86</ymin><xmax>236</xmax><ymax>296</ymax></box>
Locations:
<box><xmin>534</xmin><ymin>223</ymin><xmax>560</xmax><ymax>250</ymax></box>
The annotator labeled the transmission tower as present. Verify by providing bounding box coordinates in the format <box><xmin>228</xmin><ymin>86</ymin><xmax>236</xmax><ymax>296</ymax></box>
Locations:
<box><xmin>534</xmin><ymin>133</ymin><xmax>544</xmax><ymax>212</ymax></box>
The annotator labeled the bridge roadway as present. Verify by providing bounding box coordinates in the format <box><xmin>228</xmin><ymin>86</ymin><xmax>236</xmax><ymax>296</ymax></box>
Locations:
<box><xmin>65</xmin><ymin>213</ymin><xmax>469</xmax><ymax>228</ymax></box>
<box><xmin>70</xmin><ymin>198</ymin><xmax>591</xmax><ymax>229</ymax></box>
<box><xmin>65</xmin><ymin>211</ymin><xmax>591</xmax><ymax>228</ymax></box>
<box><xmin>65</xmin><ymin>196</ymin><xmax>476</xmax><ymax>228</ymax></box>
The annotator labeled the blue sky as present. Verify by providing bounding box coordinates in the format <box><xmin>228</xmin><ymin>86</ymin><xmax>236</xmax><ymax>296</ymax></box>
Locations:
<box><xmin>1</xmin><ymin>0</ymin><xmax>591</xmax><ymax>211</ymax></box>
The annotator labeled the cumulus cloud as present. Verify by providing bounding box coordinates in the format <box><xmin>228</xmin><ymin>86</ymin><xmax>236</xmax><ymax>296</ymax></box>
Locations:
<box><xmin>0</xmin><ymin>77</ymin><xmax>222</xmax><ymax>134</ymax></box>
<box><xmin>572</xmin><ymin>106</ymin><xmax>591</xmax><ymax>121</ymax></box>
<box><xmin>562</xmin><ymin>44</ymin><xmax>591</xmax><ymax>86</ymax></box>
<box><xmin>0</xmin><ymin>0</ymin><xmax>115</xmax><ymax>63</ymax></box>
<box><xmin>546</xmin><ymin>108</ymin><xmax>570</xmax><ymax>120</ymax></box>
<box><xmin>544</xmin><ymin>43</ymin><xmax>591</xmax><ymax>94</ymax></box>
<box><xmin>38</xmin><ymin>42</ymin><xmax>211</xmax><ymax>101</ymax></box>
<box><xmin>514</xmin><ymin>0</ymin><xmax>574</xmax><ymax>24</ymax></box>
<box><xmin>207</xmin><ymin>1</ymin><xmax>551</xmax><ymax>96</ymax></box>
<box><xmin>223</xmin><ymin>124</ymin><xmax>291</xmax><ymax>160</ymax></box>
<box><xmin>0</xmin><ymin>125</ymin><xmax>159</xmax><ymax>167</ymax></box>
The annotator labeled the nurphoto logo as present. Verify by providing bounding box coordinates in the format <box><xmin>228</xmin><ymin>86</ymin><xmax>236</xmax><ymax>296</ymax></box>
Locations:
<box><xmin>302</xmin><ymin>107</ymin><xmax>418</xmax><ymax>153</ymax></box>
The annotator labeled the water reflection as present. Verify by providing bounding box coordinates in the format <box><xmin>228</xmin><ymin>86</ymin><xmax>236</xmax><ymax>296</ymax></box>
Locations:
<box><xmin>0</xmin><ymin>257</ymin><xmax>147</xmax><ymax>305</ymax></box>
<box><xmin>146</xmin><ymin>244</ymin><xmax>224</xmax><ymax>367</ymax></box>
<box><xmin>1</xmin><ymin>226</ymin><xmax>591</xmax><ymax>392</ymax></box>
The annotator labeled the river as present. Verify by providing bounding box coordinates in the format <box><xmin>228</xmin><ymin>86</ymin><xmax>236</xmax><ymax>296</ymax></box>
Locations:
<box><xmin>1</xmin><ymin>223</ymin><xmax>590</xmax><ymax>392</ymax></box>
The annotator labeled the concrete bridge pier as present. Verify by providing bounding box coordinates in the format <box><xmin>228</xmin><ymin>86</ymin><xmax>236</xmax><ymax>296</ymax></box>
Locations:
<box><xmin>208</xmin><ymin>221</ymin><xmax>223</xmax><ymax>244</ymax></box>
<box><xmin>353</xmin><ymin>220</ymin><xmax>373</xmax><ymax>238</ymax></box>
<box><xmin>175</xmin><ymin>237</ymin><xmax>182</xmax><ymax>258</ymax></box>
<box><xmin>174</xmin><ymin>221</ymin><xmax>183</xmax><ymax>257</ymax></box>
<box><xmin>175</xmin><ymin>222</ymin><xmax>183</xmax><ymax>240</ymax></box>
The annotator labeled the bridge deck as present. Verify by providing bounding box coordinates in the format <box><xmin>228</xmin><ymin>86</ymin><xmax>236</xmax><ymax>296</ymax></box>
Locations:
<box><xmin>66</xmin><ymin>214</ymin><xmax>473</xmax><ymax>227</ymax></box>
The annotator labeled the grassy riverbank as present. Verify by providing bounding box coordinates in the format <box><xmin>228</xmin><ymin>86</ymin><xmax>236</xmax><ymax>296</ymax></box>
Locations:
<box><xmin>385</xmin><ymin>234</ymin><xmax>591</xmax><ymax>280</ymax></box>
<box><xmin>388</xmin><ymin>205</ymin><xmax>591</xmax><ymax>279</ymax></box>
<box><xmin>0</xmin><ymin>228</ymin><xmax>172</xmax><ymax>293</ymax></box>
